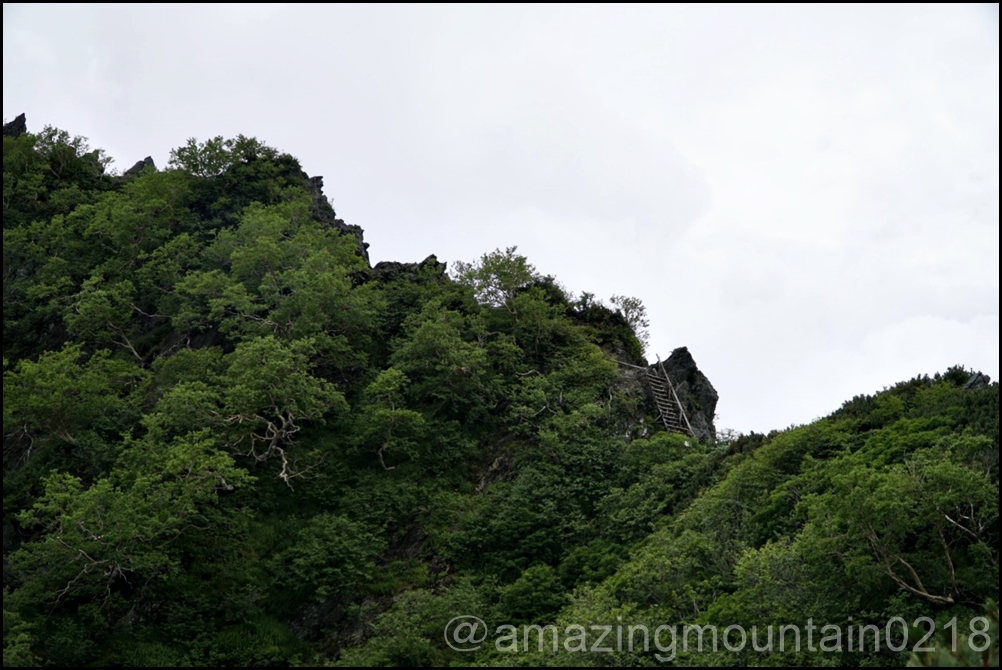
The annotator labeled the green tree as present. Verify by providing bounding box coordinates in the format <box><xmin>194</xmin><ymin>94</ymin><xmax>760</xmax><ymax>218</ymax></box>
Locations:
<box><xmin>610</xmin><ymin>294</ymin><xmax>650</xmax><ymax>355</ymax></box>
<box><xmin>11</xmin><ymin>431</ymin><xmax>252</xmax><ymax>607</ymax></box>
<box><xmin>2</xmin><ymin>592</ymin><xmax>38</xmax><ymax>668</ymax></box>
<box><xmin>804</xmin><ymin>438</ymin><xmax>998</xmax><ymax>606</ymax></box>
<box><xmin>3</xmin><ymin>344</ymin><xmax>144</xmax><ymax>470</ymax></box>
<box><xmin>451</xmin><ymin>246</ymin><xmax>539</xmax><ymax>313</ymax></box>
<box><xmin>150</xmin><ymin>336</ymin><xmax>346</xmax><ymax>484</ymax></box>
<box><xmin>390</xmin><ymin>302</ymin><xmax>497</xmax><ymax>422</ymax></box>
<box><xmin>498</xmin><ymin>564</ymin><xmax>568</xmax><ymax>624</ymax></box>
<box><xmin>275</xmin><ymin>513</ymin><xmax>384</xmax><ymax>601</ymax></box>
<box><xmin>355</xmin><ymin>368</ymin><xmax>426</xmax><ymax>470</ymax></box>
<box><xmin>167</xmin><ymin>135</ymin><xmax>279</xmax><ymax>178</ymax></box>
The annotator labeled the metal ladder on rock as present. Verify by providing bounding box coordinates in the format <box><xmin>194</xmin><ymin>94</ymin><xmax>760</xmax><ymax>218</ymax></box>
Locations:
<box><xmin>648</xmin><ymin>357</ymin><xmax>694</xmax><ymax>437</ymax></box>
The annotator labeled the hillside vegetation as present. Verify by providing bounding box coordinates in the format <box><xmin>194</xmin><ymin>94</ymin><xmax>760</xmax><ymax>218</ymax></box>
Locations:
<box><xmin>3</xmin><ymin>120</ymin><xmax>997</xmax><ymax>667</ymax></box>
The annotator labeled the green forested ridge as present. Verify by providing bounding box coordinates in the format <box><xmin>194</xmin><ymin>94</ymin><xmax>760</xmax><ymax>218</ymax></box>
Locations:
<box><xmin>3</xmin><ymin>119</ymin><xmax>998</xmax><ymax>667</ymax></box>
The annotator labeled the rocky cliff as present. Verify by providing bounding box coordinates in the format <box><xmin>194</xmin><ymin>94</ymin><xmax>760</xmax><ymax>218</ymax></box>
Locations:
<box><xmin>304</xmin><ymin>174</ymin><xmax>370</xmax><ymax>264</ymax></box>
<box><xmin>3</xmin><ymin>113</ymin><xmax>27</xmax><ymax>138</ymax></box>
<box><xmin>655</xmin><ymin>346</ymin><xmax>718</xmax><ymax>442</ymax></box>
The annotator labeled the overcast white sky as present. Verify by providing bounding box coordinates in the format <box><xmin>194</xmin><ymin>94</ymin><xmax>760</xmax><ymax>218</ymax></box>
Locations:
<box><xmin>4</xmin><ymin>4</ymin><xmax>998</xmax><ymax>433</ymax></box>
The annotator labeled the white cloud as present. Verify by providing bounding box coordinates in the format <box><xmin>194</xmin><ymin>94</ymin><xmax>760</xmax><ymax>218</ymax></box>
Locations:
<box><xmin>4</xmin><ymin>5</ymin><xmax>997</xmax><ymax>432</ymax></box>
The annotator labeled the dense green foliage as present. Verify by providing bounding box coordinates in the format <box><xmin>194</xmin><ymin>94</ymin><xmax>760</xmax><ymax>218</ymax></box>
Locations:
<box><xmin>3</xmin><ymin>125</ymin><xmax>997</xmax><ymax>667</ymax></box>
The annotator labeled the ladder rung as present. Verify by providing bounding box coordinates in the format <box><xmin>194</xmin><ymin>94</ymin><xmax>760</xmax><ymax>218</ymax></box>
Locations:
<box><xmin>648</xmin><ymin>363</ymin><xmax>693</xmax><ymax>438</ymax></box>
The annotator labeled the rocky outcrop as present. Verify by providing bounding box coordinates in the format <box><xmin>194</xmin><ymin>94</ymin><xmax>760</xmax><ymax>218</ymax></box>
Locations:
<box><xmin>964</xmin><ymin>372</ymin><xmax>992</xmax><ymax>390</ymax></box>
<box><xmin>654</xmin><ymin>347</ymin><xmax>718</xmax><ymax>442</ymax></box>
<box><xmin>3</xmin><ymin>113</ymin><xmax>27</xmax><ymax>138</ymax></box>
<box><xmin>362</xmin><ymin>255</ymin><xmax>449</xmax><ymax>283</ymax></box>
<box><xmin>304</xmin><ymin>175</ymin><xmax>370</xmax><ymax>264</ymax></box>
<box><xmin>123</xmin><ymin>156</ymin><xmax>156</xmax><ymax>177</ymax></box>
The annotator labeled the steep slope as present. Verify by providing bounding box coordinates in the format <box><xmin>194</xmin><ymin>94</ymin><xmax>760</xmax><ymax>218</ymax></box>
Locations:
<box><xmin>3</xmin><ymin>117</ymin><xmax>996</xmax><ymax>668</ymax></box>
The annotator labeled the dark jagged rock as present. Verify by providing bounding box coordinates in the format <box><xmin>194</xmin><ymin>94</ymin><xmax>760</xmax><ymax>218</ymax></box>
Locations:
<box><xmin>609</xmin><ymin>362</ymin><xmax>657</xmax><ymax>441</ymax></box>
<box><xmin>82</xmin><ymin>150</ymin><xmax>106</xmax><ymax>175</ymax></box>
<box><xmin>3</xmin><ymin>113</ymin><xmax>27</xmax><ymax>138</ymax></box>
<box><xmin>964</xmin><ymin>372</ymin><xmax>992</xmax><ymax>390</ymax></box>
<box><xmin>305</xmin><ymin>174</ymin><xmax>370</xmax><ymax>264</ymax></box>
<box><xmin>123</xmin><ymin>156</ymin><xmax>156</xmax><ymax>177</ymax></box>
<box><xmin>366</xmin><ymin>255</ymin><xmax>449</xmax><ymax>283</ymax></box>
<box><xmin>655</xmin><ymin>346</ymin><xmax>718</xmax><ymax>442</ymax></box>
<box><xmin>306</xmin><ymin>175</ymin><xmax>336</xmax><ymax>223</ymax></box>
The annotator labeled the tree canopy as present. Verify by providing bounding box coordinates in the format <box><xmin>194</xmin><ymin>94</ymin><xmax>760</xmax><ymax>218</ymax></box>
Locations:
<box><xmin>3</xmin><ymin>120</ymin><xmax>997</xmax><ymax>667</ymax></box>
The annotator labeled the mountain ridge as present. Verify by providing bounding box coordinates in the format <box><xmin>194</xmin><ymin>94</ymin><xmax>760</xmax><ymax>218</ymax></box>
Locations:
<box><xmin>3</xmin><ymin>115</ymin><xmax>996</xmax><ymax>668</ymax></box>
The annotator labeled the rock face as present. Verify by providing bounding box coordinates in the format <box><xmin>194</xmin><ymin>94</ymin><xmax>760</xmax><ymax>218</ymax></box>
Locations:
<box><xmin>964</xmin><ymin>372</ymin><xmax>992</xmax><ymax>390</ymax></box>
<box><xmin>3</xmin><ymin>113</ymin><xmax>27</xmax><ymax>138</ymax></box>
<box><xmin>365</xmin><ymin>255</ymin><xmax>449</xmax><ymax>283</ymax></box>
<box><xmin>123</xmin><ymin>156</ymin><xmax>156</xmax><ymax>177</ymax></box>
<box><xmin>305</xmin><ymin>175</ymin><xmax>370</xmax><ymax>264</ymax></box>
<box><xmin>655</xmin><ymin>346</ymin><xmax>718</xmax><ymax>442</ymax></box>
